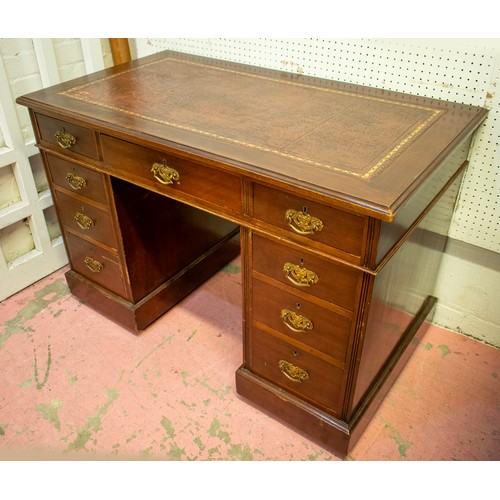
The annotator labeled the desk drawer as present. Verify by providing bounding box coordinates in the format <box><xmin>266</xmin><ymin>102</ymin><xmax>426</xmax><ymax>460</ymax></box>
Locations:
<box><xmin>45</xmin><ymin>153</ymin><xmax>108</xmax><ymax>202</ymax></box>
<box><xmin>252</xmin><ymin>278</ymin><xmax>352</xmax><ymax>364</ymax></box>
<box><xmin>55</xmin><ymin>191</ymin><xmax>117</xmax><ymax>249</ymax></box>
<box><xmin>101</xmin><ymin>135</ymin><xmax>242</xmax><ymax>213</ymax></box>
<box><xmin>64</xmin><ymin>232</ymin><xmax>128</xmax><ymax>299</ymax></box>
<box><xmin>253</xmin><ymin>183</ymin><xmax>366</xmax><ymax>257</ymax></box>
<box><xmin>252</xmin><ymin>234</ymin><xmax>360</xmax><ymax>312</ymax></box>
<box><xmin>250</xmin><ymin>327</ymin><xmax>344</xmax><ymax>414</ymax></box>
<box><xmin>36</xmin><ymin>114</ymin><xmax>99</xmax><ymax>160</ymax></box>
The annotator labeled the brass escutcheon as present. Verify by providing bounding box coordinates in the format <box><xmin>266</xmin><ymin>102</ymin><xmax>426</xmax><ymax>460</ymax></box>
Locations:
<box><xmin>84</xmin><ymin>256</ymin><xmax>103</xmax><ymax>273</ymax></box>
<box><xmin>65</xmin><ymin>172</ymin><xmax>87</xmax><ymax>190</ymax></box>
<box><xmin>74</xmin><ymin>212</ymin><xmax>95</xmax><ymax>230</ymax></box>
<box><xmin>285</xmin><ymin>209</ymin><xmax>324</xmax><ymax>235</ymax></box>
<box><xmin>151</xmin><ymin>159</ymin><xmax>180</xmax><ymax>185</ymax></box>
<box><xmin>55</xmin><ymin>128</ymin><xmax>77</xmax><ymax>149</ymax></box>
<box><xmin>278</xmin><ymin>360</ymin><xmax>309</xmax><ymax>383</ymax></box>
<box><xmin>281</xmin><ymin>309</ymin><xmax>313</xmax><ymax>333</ymax></box>
<box><xmin>283</xmin><ymin>262</ymin><xmax>319</xmax><ymax>287</ymax></box>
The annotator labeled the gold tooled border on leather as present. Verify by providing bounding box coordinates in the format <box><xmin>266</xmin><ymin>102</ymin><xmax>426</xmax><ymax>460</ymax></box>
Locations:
<box><xmin>59</xmin><ymin>56</ymin><xmax>444</xmax><ymax>180</ymax></box>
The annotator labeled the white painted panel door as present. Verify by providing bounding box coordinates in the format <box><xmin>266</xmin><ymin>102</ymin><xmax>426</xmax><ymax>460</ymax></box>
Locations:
<box><xmin>0</xmin><ymin>38</ymin><xmax>106</xmax><ymax>301</ymax></box>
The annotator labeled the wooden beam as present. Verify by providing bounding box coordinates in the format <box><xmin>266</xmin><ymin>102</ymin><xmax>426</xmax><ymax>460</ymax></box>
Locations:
<box><xmin>109</xmin><ymin>39</ymin><xmax>131</xmax><ymax>65</ymax></box>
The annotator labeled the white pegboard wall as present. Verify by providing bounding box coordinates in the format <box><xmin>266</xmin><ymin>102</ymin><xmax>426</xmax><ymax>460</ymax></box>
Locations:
<box><xmin>136</xmin><ymin>38</ymin><xmax>500</xmax><ymax>253</ymax></box>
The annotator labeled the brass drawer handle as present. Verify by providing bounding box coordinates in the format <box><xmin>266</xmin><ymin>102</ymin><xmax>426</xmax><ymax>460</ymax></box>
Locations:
<box><xmin>74</xmin><ymin>212</ymin><xmax>95</xmax><ymax>230</ymax></box>
<box><xmin>65</xmin><ymin>172</ymin><xmax>87</xmax><ymax>190</ymax></box>
<box><xmin>84</xmin><ymin>256</ymin><xmax>103</xmax><ymax>273</ymax></box>
<box><xmin>279</xmin><ymin>360</ymin><xmax>309</xmax><ymax>383</ymax></box>
<box><xmin>151</xmin><ymin>160</ymin><xmax>180</xmax><ymax>185</ymax></box>
<box><xmin>281</xmin><ymin>309</ymin><xmax>313</xmax><ymax>333</ymax></box>
<box><xmin>283</xmin><ymin>262</ymin><xmax>319</xmax><ymax>287</ymax></box>
<box><xmin>55</xmin><ymin>128</ymin><xmax>77</xmax><ymax>149</ymax></box>
<box><xmin>285</xmin><ymin>209</ymin><xmax>324</xmax><ymax>235</ymax></box>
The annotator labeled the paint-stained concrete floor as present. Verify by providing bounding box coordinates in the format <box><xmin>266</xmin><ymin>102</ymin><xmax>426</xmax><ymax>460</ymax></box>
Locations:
<box><xmin>0</xmin><ymin>256</ymin><xmax>499</xmax><ymax>461</ymax></box>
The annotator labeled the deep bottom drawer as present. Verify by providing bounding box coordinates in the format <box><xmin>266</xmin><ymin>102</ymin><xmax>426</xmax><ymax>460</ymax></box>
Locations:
<box><xmin>250</xmin><ymin>327</ymin><xmax>344</xmax><ymax>415</ymax></box>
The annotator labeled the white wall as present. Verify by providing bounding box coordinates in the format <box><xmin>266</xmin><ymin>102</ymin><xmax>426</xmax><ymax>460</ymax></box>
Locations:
<box><xmin>434</xmin><ymin>240</ymin><xmax>500</xmax><ymax>347</ymax></box>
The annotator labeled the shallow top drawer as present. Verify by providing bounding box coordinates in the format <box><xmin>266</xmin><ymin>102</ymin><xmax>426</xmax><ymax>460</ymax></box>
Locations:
<box><xmin>45</xmin><ymin>154</ymin><xmax>108</xmax><ymax>203</ymax></box>
<box><xmin>101</xmin><ymin>135</ymin><xmax>242</xmax><ymax>214</ymax></box>
<box><xmin>252</xmin><ymin>183</ymin><xmax>366</xmax><ymax>258</ymax></box>
<box><xmin>36</xmin><ymin>113</ymin><xmax>99</xmax><ymax>160</ymax></box>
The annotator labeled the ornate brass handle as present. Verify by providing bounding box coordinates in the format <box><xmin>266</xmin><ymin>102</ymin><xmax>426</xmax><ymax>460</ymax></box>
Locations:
<box><xmin>74</xmin><ymin>212</ymin><xmax>95</xmax><ymax>230</ymax></box>
<box><xmin>283</xmin><ymin>262</ymin><xmax>319</xmax><ymax>287</ymax></box>
<box><xmin>285</xmin><ymin>209</ymin><xmax>324</xmax><ymax>235</ymax></box>
<box><xmin>281</xmin><ymin>309</ymin><xmax>313</xmax><ymax>333</ymax></box>
<box><xmin>151</xmin><ymin>160</ymin><xmax>180</xmax><ymax>185</ymax></box>
<box><xmin>279</xmin><ymin>360</ymin><xmax>309</xmax><ymax>383</ymax></box>
<box><xmin>55</xmin><ymin>128</ymin><xmax>77</xmax><ymax>149</ymax></box>
<box><xmin>84</xmin><ymin>256</ymin><xmax>103</xmax><ymax>273</ymax></box>
<box><xmin>65</xmin><ymin>172</ymin><xmax>87</xmax><ymax>190</ymax></box>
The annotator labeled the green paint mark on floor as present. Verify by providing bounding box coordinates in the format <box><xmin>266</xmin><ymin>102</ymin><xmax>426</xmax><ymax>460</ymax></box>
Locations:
<box><xmin>65</xmin><ymin>388</ymin><xmax>119</xmax><ymax>452</ymax></box>
<box><xmin>180</xmin><ymin>371</ymin><xmax>190</xmax><ymax>387</ymax></box>
<box><xmin>0</xmin><ymin>279</ymin><xmax>69</xmax><ymax>349</ymax></box>
<box><xmin>228</xmin><ymin>443</ymin><xmax>253</xmax><ymax>461</ymax></box>
<box><xmin>52</xmin><ymin>309</ymin><xmax>64</xmax><ymax>318</ymax></box>
<box><xmin>207</xmin><ymin>446</ymin><xmax>221</xmax><ymax>459</ymax></box>
<box><xmin>35</xmin><ymin>399</ymin><xmax>62</xmax><ymax>431</ymax></box>
<box><xmin>438</xmin><ymin>344</ymin><xmax>451</xmax><ymax>358</ymax></box>
<box><xmin>195</xmin><ymin>376</ymin><xmax>231</xmax><ymax>399</ymax></box>
<box><xmin>135</xmin><ymin>335</ymin><xmax>174</xmax><ymax>369</ymax></box>
<box><xmin>166</xmin><ymin>442</ymin><xmax>186</xmax><ymax>460</ymax></box>
<box><xmin>308</xmin><ymin>450</ymin><xmax>322</xmax><ymax>460</ymax></box>
<box><xmin>0</xmin><ymin>424</ymin><xmax>7</xmax><ymax>437</ymax></box>
<box><xmin>126</xmin><ymin>432</ymin><xmax>137</xmax><ymax>444</ymax></box>
<box><xmin>161</xmin><ymin>416</ymin><xmax>175</xmax><ymax>439</ymax></box>
<box><xmin>194</xmin><ymin>436</ymin><xmax>205</xmax><ymax>452</ymax></box>
<box><xmin>422</xmin><ymin>342</ymin><xmax>433</xmax><ymax>351</ymax></box>
<box><xmin>493</xmin><ymin>372</ymin><xmax>498</xmax><ymax>379</ymax></box>
<box><xmin>222</xmin><ymin>263</ymin><xmax>241</xmax><ymax>274</ymax></box>
<box><xmin>140</xmin><ymin>446</ymin><xmax>153</xmax><ymax>457</ymax></box>
<box><xmin>19</xmin><ymin>377</ymin><xmax>33</xmax><ymax>388</ymax></box>
<box><xmin>187</xmin><ymin>329</ymin><xmax>197</xmax><ymax>341</ymax></box>
<box><xmin>208</xmin><ymin>418</ymin><xmax>231</xmax><ymax>444</ymax></box>
<box><xmin>384</xmin><ymin>421</ymin><xmax>412</xmax><ymax>458</ymax></box>
<box><xmin>34</xmin><ymin>343</ymin><xmax>52</xmax><ymax>390</ymax></box>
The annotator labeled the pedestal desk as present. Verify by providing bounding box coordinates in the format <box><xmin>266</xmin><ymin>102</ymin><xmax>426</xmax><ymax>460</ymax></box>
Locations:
<box><xmin>17</xmin><ymin>50</ymin><xmax>487</xmax><ymax>457</ymax></box>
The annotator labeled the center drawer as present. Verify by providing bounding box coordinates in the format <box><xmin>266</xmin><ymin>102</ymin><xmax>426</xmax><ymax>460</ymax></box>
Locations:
<box><xmin>100</xmin><ymin>134</ymin><xmax>242</xmax><ymax>213</ymax></box>
<box><xmin>252</xmin><ymin>233</ymin><xmax>361</xmax><ymax>312</ymax></box>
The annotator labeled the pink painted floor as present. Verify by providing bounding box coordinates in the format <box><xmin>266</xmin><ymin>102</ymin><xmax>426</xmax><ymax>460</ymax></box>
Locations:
<box><xmin>1</xmin><ymin>256</ymin><xmax>499</xmax><ymax>462</ymax></box>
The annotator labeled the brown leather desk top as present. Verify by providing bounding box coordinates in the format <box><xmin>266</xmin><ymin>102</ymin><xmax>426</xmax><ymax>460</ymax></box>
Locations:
<box><xmin>18</xmin><ymin>50</ymin><xmax>487</xmax><ymax>220</ymax></box>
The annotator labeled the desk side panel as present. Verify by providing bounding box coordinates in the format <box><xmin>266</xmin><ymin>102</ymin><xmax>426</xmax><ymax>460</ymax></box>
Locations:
<box><xmin>348</xmin><ymin>171</ymin><xmax>464</xmax><ymax>417</ymax></box>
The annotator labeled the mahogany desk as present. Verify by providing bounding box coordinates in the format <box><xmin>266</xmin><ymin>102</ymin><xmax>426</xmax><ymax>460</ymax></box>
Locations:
<box><xmin>17</xmin><ymin>50</ymin><xmax>487</xmax><ymax>457</ymax></box>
